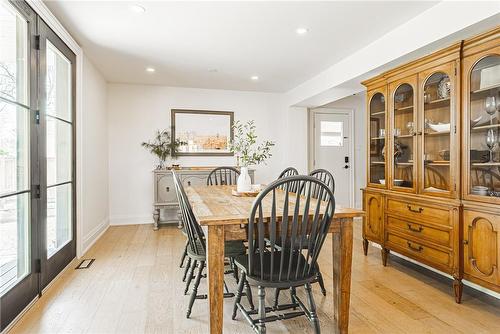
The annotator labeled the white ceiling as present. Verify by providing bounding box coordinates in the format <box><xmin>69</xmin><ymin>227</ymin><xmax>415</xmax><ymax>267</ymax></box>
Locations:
<box><xmin>45</xmin><ymin>1</ymin><xmax>439</xmax><ymax>92</ymax></box>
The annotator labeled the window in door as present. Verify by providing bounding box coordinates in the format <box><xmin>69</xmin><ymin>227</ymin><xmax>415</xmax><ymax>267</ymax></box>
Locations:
<box><xmin>320</xmin><ymin>121</ymin><xmax>343</xmax><ymax>147</ymax></box>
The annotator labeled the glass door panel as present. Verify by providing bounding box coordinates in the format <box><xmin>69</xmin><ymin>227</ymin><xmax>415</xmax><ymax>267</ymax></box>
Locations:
<box><xmin>369</xmin><ymin>92</ymin><xmax>386</xmax><ymax>185</ymax></box>
<box><xmin>392</xmin><ymin>83</ymin><xmax>415</xmax><ymax>189</ymax></box>
<box><xmin>469</xmin><ymin>55</ymin><xmax>500</xmax><ymax>198</ymax></box>
<box><xmin>423</xmin><ymin>72</ymin><xmax>452</xmax><ymax>193</ymax></box>
<box><xmin>45</xmin><ymin>42</ymin><xmax>73</xmax><ymax>259</ymax></box>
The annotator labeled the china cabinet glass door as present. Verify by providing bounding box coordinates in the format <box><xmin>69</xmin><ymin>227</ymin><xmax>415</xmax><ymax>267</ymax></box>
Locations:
<box><xmin>421</xmin><ymin>68</ymin><xmax>455</xmax><ymax>195</ymax></box>
<box><xmin>368</xmin><ymin>91</ymin><xmax>386</xmax><ymax>186</ymax></box>
<box><xmin>391</xmin><ymin>80</ymin><xmax>416</xmax><ymax>190</ymax></box>
<box><xmin>468</xmin><ymin>54</ymin><xmax>500</xmax><ymax>200</ymax></box>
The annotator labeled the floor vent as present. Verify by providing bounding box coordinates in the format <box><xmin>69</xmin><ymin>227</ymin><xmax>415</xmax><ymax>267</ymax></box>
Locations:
<box><xmin>75</xmin><ymin>259</ymin><xmax>95</xmax><ymax>269</ymax></box>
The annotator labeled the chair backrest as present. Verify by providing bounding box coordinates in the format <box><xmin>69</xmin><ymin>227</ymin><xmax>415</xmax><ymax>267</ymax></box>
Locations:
<box><xmin>173</xmin><ymin>171</ymin><xmax>206</xmax><ymax>256</ymax></box>
<box><xmin>207</xmin><ymin>166</ymin><xmax>240</xmax><ymax>186</ymax></box>
<box><xmin>248</xmin><ymin>175</ymin><xmax>335</xmax><ymax>283</ymax></box>
<box><xmin>277</xmin><ymin>167</ymin><xmax>299</xmax><ymax>192</ymax></box>
<box><xmin>309</xmin><ymin>168</ymin><xmax>335</xmax><ymax>200</ymax></box>
<box><xmin>278</xmin><ymin>167</ymin><xmax>299</xmax><ymax>179</ymax></box>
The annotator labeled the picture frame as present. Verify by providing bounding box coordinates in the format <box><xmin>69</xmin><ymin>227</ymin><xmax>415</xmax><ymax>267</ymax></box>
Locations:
<box><xmin>171</xmin><ymin>109</ymin><xmax>234</xmax><ymax>156</ymax></box>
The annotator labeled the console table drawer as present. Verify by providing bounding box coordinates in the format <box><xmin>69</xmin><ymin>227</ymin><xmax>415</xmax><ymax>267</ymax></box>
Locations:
<box><xmin>386</xmin><ymin>198</ymin><xmax>450</xmax><ymax>225</ymax></box>
<box><xmin>181</xmin><ymin>174</ymin><xmax>208</xmax><ymax>187</ymax></box>
<box><xmin>386</xmin><ymin>232</ymin><xmax>452</xmax><ymax>268</ymax></box>
<box><xmin>386</xmin><ymin>216</ymin><xmax>451</xmax><ymax>248</ymax></box>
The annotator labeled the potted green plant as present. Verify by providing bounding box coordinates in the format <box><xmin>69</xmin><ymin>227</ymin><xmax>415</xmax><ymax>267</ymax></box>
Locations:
<box><xmin>229</xmin><ymin>120</ymin><xmax>274</xmax><ymax>192</ymax></box>
<box><xmin>141</xmin><ymin>129</ymin><xmax>185</xmax><ymax>169</ymax></box>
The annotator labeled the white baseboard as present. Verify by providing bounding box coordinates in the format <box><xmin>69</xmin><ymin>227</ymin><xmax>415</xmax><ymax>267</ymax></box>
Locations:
<box><xmin>81</xmin><ymin>217</ymin><xmax>109</xmax><ymax>256</ymax></box>
<box><xmin>109</xmin><ymin>214</ymin><xmax>153</xmax><ymax>226</ymax></box>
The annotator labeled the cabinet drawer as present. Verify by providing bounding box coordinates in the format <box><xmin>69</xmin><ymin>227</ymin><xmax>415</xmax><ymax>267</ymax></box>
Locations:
<box><xmin>386</xmin><ymin>232</ymin><xmax>452</xmax><ymax>268</ymax></box>
<box><xmin>386</xmin><ymin>198</ymin><xmax>450</xmax><ymax>225</ymax></box>
<box><xmin>181</xmin><ymin>174</ymin><xmax>208</xmax><ymax>187</ymax></box>
<box><xmin>386</xmin><ymin>216</ymin><xmax>451</xmax><ymax>248</ymax></box>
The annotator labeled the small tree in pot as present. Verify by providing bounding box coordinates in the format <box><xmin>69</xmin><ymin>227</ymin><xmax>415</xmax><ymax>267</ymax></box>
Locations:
<box><xmin>142</xmin><ymin>129</ymin><xmax>185</xmax><ymax>169</ymax></box>
<box><xmin>229</xmin><ymin>120</ymin><xmax>274</xmax><ymax>191</ymax></box>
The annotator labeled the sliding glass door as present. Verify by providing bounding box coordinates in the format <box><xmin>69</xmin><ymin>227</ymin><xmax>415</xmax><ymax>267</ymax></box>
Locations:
<box><xmin>0</xmin><ymin>1</ymin><xmax>75</xmax><ymax>330</ymax></box>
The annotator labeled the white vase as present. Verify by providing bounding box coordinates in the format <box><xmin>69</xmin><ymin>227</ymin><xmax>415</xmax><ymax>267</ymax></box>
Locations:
<box><xmin>237</xmin><ymin>166</ymin><xmax>252</xmax><ymax>192</ymax></box>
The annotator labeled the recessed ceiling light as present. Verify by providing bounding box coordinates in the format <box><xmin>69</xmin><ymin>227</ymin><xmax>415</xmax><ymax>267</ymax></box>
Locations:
<box><xmin>146</xmin><ymin>67</ymin><xmax>155</xmax><ymax>73</ymax></box>
<box><xmin>296</xmin><ymin>27</ymin><xmax>309</xmax><ymax>35</ymax></box>
<box><xmin>130</xmin><ymin>4</ymin><xmax>146</xmax><ymax>13</ymax></box>
<box><xmin>250</xmin><ymin>75</ymin><xmax>259</xmax><ymax>81</ymax></box>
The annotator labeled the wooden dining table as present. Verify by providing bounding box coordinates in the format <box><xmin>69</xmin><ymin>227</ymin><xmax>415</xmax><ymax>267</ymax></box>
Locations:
<box><xmin>185</xmin><ymin>185</ymin><xmax>364</xmax><ymax>334</ymax></box>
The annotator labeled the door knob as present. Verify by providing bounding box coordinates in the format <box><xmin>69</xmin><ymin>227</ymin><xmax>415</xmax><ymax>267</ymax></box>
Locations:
<box><xmin>344</xmin><ymin>165</ymin><xmax>349</xmax><ymax>169</ymax></box>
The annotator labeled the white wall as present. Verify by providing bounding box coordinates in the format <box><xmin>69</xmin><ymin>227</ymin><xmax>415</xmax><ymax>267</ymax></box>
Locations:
<box><xmin>81</xmin><ymin>55</ymin><xmax>109</xmax><ymax>252</ymax></box>
<box><xmin>107</xmin><ymin>84</ymin><xmax>285</xmax><ymax>225</ymax></box>
<box><xmin>320</xmin><ymin>94</ymin><xmax>366</xmax><ymax>209</ymax></box>
<box><xmin>283</xmin><ymin>106</ymin><xmax>309</xmax><ymax>174</ymax></box>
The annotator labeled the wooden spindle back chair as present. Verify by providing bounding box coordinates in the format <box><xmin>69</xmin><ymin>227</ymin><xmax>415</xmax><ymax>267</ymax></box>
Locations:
<box><xmin>309</xmin><ymin>168</ymin><xmax>335</xmax><ymax>199</ymax></box>
<box><xmin>233</xmin><ymin>175</ymin><xmax>335</xmax><ymax>333</ymax></box>
<box><xmin>207</xmin><ymin>166</ymin><xmax>240</xmax><ymax>186</ymax></box>
<box><xmin>277</xmin><ymin>167</ymin><xmax>299</xmax><ymax>192</ymax></box>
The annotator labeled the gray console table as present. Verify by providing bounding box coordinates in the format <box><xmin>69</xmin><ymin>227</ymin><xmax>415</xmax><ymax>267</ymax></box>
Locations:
<box><xmin>152</xmin><ymin>167</ymin><xmax>254</xmax><ymax>230</ymax></box>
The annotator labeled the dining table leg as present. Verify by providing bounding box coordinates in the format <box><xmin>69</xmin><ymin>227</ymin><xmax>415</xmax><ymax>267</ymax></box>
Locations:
<box><xmin>331</xmin><ymin>217</ymin><xmax>354</xmax><ymax>334</ymax></box>
<box><xmin>207</xmin><ymin>225</ymin><xmax>225</xmax><ymax>334</ymax></box>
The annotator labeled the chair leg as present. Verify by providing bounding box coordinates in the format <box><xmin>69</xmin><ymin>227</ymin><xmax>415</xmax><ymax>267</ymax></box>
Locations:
<box><xmin>182</xmin><ymin>257</ymin><xmax>191</xmax><ymax>282</ymax></box>
<box><xmin>232</xmin><ymin>272</ymin><xmax>246</xmax><ymax>319</ymax></box>
<box><xmin>179</xmin><ymin>241</ymin><xmax>188</xmax><ymax>268</ymax></box>
<box><xmin>290</xmin><ymin>287</ymin><xmax>297</xmax><ymax>309</ymax></box>
<box><xmin>186</xmin><ymin>261</ymin><xmax>205</xmax><ymax>318</ymax></box>
<box><xmin>244</xmin><ymin>279</ymin><xmax>255</xmax><ymax>310</ymax></box>
<box><xmin>273</xmin><ymin>288</ymin><xmax>281</xmax><ymax>308</ymax></box>
<box><xmin>316</xmin><ymin>270</ymin><xmax>327</xmax><ymax>296</ymax></box>
<box><xmin>184</xmin><ymin>260</ymin><xmax>197</xmax><ymax>295</ymax></box>
<box><xmin>231</xmin><ymin>258</ymin><xmax>239</xmax><ymax>283</ymax></box>
<box><xmin>257</xmin><ymin>286</ymin><xmax>267</xmax><ymax>334</ymax></box>
<box><xmin>305</xmin><ymin>283</ymin><xmax>320</xmax><ymax>334</ymax></box>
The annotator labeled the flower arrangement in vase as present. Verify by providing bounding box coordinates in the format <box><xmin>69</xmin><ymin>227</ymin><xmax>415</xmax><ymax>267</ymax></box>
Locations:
<box><xmin>229</xmin><ymin>120</ymin><xmax>274</xmax><ymax>192</ymax></box>
<box><xmin>141</xmin><ymin>129</ymin><xmax>186</xmax><ymax>169</ymax></box>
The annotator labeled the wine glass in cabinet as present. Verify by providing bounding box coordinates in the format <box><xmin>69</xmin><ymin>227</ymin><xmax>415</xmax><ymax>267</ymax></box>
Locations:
<box><xmin>367</xmin><ymin>88</ymin><xmax>387</xmax><ymax>188</ymax></box>
<box><xmin>389</xmin><ymin>76</ymin><xmax>417</xmax><ymax>192</ymax></box>
<box><xmin>463</xmin><ymin>50</ymin><xmax>500</xmax><ymax>204</ymax></box>
<box><xmin>418</xmin><ymin>62</ymin><xmax>458</xmax><ymax>198</ymax></box>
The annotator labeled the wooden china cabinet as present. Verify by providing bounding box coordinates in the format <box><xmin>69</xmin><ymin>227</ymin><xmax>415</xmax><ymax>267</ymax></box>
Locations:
<box><xmin>461</xmin><ymin>29</ymin><xmax>500</xmax><ymax>293</ymax></box>
<box><xmin>362</xmin><ymin>26</ymin><xmax>500</xmax><ymax>303</ymax></box>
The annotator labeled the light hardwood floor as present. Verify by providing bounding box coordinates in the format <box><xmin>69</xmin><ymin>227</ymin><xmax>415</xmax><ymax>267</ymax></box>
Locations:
<box><xmin>9</xmin><ymin>222</ymin><xmax>500</xmax><ymax>334</ymax></box>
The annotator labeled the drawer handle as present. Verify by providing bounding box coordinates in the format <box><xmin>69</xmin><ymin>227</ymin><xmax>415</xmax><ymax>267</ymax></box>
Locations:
<box><xmin>166</xmin><ymin>186</ymin><xmax>170</xmax><ymax>192</ymax></box>
<box><xmin>407</xmin><ymin>241</ymin><xmax>423</xmax><ymax>252</ymax></box>
<box><xmin>407</xmin><ymin>205</ymin><xmax>423</xmax><ymax>213</ymax></box>
<box><xmin>407</xmin><ymin>223</ymin><xmax>423</xmax><ymax>233</ymax></box>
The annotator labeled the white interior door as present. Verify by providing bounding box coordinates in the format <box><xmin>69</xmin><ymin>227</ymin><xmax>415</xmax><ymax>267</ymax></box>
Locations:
<box><xmin>313</xmin><ymin>111</ymin><xmax>353</xmax><ymax>207</ymax></box>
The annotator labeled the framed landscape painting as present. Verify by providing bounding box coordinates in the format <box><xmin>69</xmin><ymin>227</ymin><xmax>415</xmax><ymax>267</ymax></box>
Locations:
<box><xmin>171</xmin><ymin>109</ymin><xmax>234</xmax><ymax>156</ymax></box>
